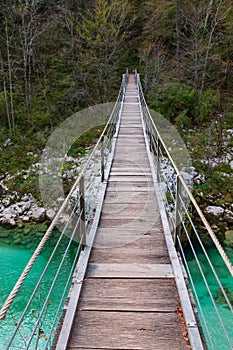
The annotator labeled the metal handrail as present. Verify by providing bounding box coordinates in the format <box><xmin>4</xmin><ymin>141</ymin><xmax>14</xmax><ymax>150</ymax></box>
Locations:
<box><xmin>136</xmin><ymin>72</ymin><xmax>233</xmax><ymax>349</ymax></box>
<box><xmin>0</xmin><ymin>71</ymin><xmax>128</xmax><ymax>348</ymax></box>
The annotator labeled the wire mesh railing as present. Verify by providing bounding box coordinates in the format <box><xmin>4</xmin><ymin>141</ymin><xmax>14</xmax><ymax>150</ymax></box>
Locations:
<box><xmin>136</xmin><ymin>72</ymin><xmax>233</xmax><ymax>350</ymax></box>
<box><xmin>0</xmin><ymin>71</ymin><xmax>128</xmax><ymax>349</ymax></box>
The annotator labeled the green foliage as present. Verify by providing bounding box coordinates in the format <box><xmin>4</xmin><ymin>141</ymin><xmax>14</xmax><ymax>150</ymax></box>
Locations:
<box><xmin>149</xmin><ymin>83</ymin><xmax>195</xmax><ymax>123</ymax></box>
<box><xmin>214</xmin><ymin>163</ymin><xmax>232</xmax><ymax>174</ymax></box>
<box><xmin>199</xmin><ymin>90</ymin><xmax>219</xmax><ymax>122</ymax></box>
<box><xmin>175</xmin><ymin>110</ymin><xmax>192</xmax><ymax>130</ymax></box>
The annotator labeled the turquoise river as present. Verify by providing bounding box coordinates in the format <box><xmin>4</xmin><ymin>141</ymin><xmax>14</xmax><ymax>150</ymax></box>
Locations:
<box><xmin>0</xmin><ymin>225</ymin><xmax>233</xmax><ymax>349</ymax></box>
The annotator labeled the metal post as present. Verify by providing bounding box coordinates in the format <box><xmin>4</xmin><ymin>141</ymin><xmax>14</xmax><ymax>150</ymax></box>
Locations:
<box><xmin>79</xmin><ymin>175</ymin><xmax>86</xmax><ymax>246</ymax></box>
<box><xmin>174</xmin><ymin>175</ymin><xmax>182</xmax><ymax>249</ymax></box>
<box><xmin>149</xmin><ymin>123</ymin><xmax>152</xmax><ymax>152</ymax></box>
<box><xmin>157</xmin><ymin>138</ymin><xmax>161</xmax><ymax>182</ymax></box>
<box><xmin>101</xmin><ymin>135</ymin><xmax>105</xmax><ymax>182</ymax></box>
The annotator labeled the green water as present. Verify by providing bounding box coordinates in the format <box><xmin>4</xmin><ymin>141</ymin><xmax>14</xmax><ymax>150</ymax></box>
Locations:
<box><xmin>186</xmin><ymin>244</ymin><xmax>233</xmax><ymax>349</ymax></box>
<box><xmin>0</xmin><ymin>225</ymin><xmax>233</xmax><ymax>349</ymax></box>
<box><xmin>0</xmin><ymin>225</ymin><xmax>78</xmax><ymax>349</ymax></box>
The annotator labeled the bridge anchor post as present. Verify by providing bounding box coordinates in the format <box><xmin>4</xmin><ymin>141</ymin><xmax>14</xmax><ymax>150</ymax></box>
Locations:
<box><xmin>79</xmin><ymin>175</ymin><xmax>86</xmax><ymax>246</ymax></box>
<box><xmin>174</xmin><ymin>175</ymin><xmax>182</xmax><ymax>249</ymax></box>
<box><xmin>101</xmin><ymin>136</ymin><xmax>105</xmax><ymax>182</ymax></box>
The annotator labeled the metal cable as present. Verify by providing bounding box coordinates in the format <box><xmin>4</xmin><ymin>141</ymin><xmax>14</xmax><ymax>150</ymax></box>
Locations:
<box><xmin>137</xmin><ymin>73</ymin><xmax>233</xmax><ymax>277</ymax></box>
<box><xmin>177</xmin><ymin>236</ymin><xmax>215</xmax><ymax>350</ymax></box>
<box><xmin>178</xmin><ymin>194</ymin><xmax>233</xmax><ymax>312</ymax></box>
<box><xmin>0</xmin><ymin>72</ymin><xmax>128</xmax><ymax>323</ymax></box>
<box><xmin>180</xmin><ymin>214</ymin><xmax>233</xmax><ymax>348</ymax></box>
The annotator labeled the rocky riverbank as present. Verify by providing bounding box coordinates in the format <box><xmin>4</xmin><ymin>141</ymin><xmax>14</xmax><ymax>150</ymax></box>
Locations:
<box><xmin>0</xmin><ymin>139</ymin><xmax>91</xmax><ymax>227</ymax></box>
<box><xmin>0</xmin><ymin>130</ymin><xmax>233</xmax><ymax>246</ymax></box>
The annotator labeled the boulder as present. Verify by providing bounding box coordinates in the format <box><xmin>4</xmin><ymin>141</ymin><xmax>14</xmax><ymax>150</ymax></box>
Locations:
<box><xmin>205</xmin><ymin>206</ymin><xmax>224</xmax><ymax>222</ymax></box>
<box><xmin>29</xmin><ymin>204</ymin><xmax>46</xmax><ymax>222</ymax></box>
<box><xmin>180</xmin><ymin>171</ymin><xmax>193</xmax><ymax>186</ymax></box>
<box><xmin>224</xmin><ymin>210</ymin><xmax>233</xmax><ymax>225</ymax></box>
<box><xmin>0</xmin><ymin>216</ymin><xmax>16</xmax><ymax>226</ymax></box>
<box><xmin>194</xmin><ymin>173</ymin><xmax>205</xmax><ymax>185</ymax></box>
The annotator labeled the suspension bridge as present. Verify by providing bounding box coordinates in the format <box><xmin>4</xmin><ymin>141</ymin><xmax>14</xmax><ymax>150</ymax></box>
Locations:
<box><xmin>0</xmin><ymin>71</ymin><xmax>233</xmax><ymax>349</ymax></box>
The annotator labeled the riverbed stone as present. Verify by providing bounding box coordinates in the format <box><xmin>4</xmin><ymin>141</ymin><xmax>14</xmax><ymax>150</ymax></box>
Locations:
<box><xmin>30</xmin><ymin>204</ymin><xmax>46</xmax><ymax>222</ymax></box>
<box><xmin>205</xmin><ymin>206</ymin><xmax>224</xmax><ymax>222</ymax></box>
<box><xmin>224</xmin><ymin>210</ymin><xmax>233</xmax><ymax>224</ymax></box>
<box><xmin>0</xmin><ymin>216</ymin><xmax>16</xmax><ymax>226</ymax></box>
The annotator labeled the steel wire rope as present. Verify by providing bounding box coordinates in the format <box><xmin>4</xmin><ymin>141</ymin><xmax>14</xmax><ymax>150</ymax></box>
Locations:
<box><xmin>44</xmin><ymin>238</ymin><xmax>83</xmax><ymax>349</ymax></box>
<box><xmin>136</xmin><ymin>73</ymin><xmax>233</xmax><ymax>277</ymax></box>
<box><xmin>177</xmin><ymin>236</ymin><xmax>215</xmax><ymax>350</ymax></box>
<box><xmin>23</xmin><ymin>212</ymin><xmax>84</xmax><ymax>349</ymax></box>
<box><xmin>178</xmin><ymin>193</ymin><xmax>233</xmax><ymax>312</ymax></box>
<box><xmin>0</xmin><ymin>72</ymin><xmax>128</xmax><ymax>322</ymax></box>
<box><xmin>6</xmin><ymin>203</ymin><xmax>81</xmax><ymax>347</ymax></box>
<box><xmin>179</xmin><ymin>212</ymin><xmax>233</xmax><ymax>348</ymax></box>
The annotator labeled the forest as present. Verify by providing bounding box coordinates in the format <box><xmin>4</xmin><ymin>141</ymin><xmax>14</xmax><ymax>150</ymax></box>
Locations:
<box><xmin>0</xmin><ymin>0</ymin><xmax>233</xmax><ymax>233</ymax></box>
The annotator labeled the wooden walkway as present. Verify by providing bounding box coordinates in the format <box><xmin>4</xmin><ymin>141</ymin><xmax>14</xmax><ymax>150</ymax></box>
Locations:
<box><xmin>66</xmin><ymin>75</ymin><xmax>192</xmax><ymax>349</ymax></box>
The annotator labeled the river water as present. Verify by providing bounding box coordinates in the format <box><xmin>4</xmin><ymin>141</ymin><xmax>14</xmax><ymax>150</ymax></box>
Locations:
<box><xmin>0</xmin><ymin>225</ymin><xmax>78</xmax><ymax>349</ymax></box>
<box><xmin>0</xmin><ymin>225</ymin><xmax>233</xmax><ymax>349</ymax></box>
<box><xmin>186</xmin><ymin>244</ymin><xmax>233</xmax><ymax>349</ymax></box>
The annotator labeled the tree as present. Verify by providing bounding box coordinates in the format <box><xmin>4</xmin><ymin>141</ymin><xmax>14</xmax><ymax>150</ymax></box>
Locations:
<box><xmin>175</xmin><ymin>0</ymin><xmax>231</xmax><ymax>121</ymax></box>
<box><xmin>75</xmin><ymin>0</ymin><xmax>134</xmax><ymax>104</ymax></box>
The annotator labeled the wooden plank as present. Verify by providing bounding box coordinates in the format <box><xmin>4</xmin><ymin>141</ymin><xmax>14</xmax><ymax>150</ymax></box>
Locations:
<box><xmin>110</xmin><ymin>172</ymin><xmax>151</xmax><ymax>176</ymax></box>
<box><xmin>100</xmin><ymin>212</ymin><xmax>158</xmax><ymax>221</ymax></box>
<box><xmin>67</xmin><ymin>311</ymin><xmax>191</xmax><ymax>350</ymax></box>
<box><xmin>87</xmin><ymin>263</ymin><xmax>174</xmax><ymax>278</ymax></box>
<box><xmin>108</xmin><ymin>177</ymin><xmax>152</xmax><ymax>183</ymax></box>
<box><xmin>93</xmin><ymin>226</ymin><xmax>165</xmax><ymax>244</ymax></box>
<box><xmin>98</xmin><ymin>216</ymin><xmax>158</xmax><ymax>226</ymax></box>
<box><xmin>78</xmin><ymin>279</ymin><xmax>179</xmax><ymax>312</ymax></box>
<box><xmin>104</xmin><ymin>191</ymin><xmax>155</xmax><ymax>204</ymax></box>
<box><xmin>100</xmin><ymin>203</ymin><xmax>159</xmax><ymax>217</ymax></box>
<box><xmin>90</xmin><ymin>246</ymin><xmax>170</xmax><ymax>264</ymax></box>
<box><xmin>111</xmin><ymin>158</ymin><xmax>150</xmax><ymax>164</ymax></box>
<box><xmin>110</xmin><ymin>168</ymin><xmax>151</xmax><ymax>172</ymax></box>
<box><xmin>106</xmin><ymin>187</ymin><xmax>154</xmax><ymax>193</ymax></box>
<box><xmin>108</xmin><ymin>179</ymin><xmax>154</xmax><ymax>187</ymax></box>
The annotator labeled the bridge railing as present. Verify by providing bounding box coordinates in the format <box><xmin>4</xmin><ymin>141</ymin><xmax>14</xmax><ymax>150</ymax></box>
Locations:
<box><xmin>136</xmin><ymin>72</ymin><xmax>233</xmax><ymax>350</ymax></box>
<box><xmin>0</xmin><ymin>72</ymin><xmax>128</xmax><ymax>349</ymax></box>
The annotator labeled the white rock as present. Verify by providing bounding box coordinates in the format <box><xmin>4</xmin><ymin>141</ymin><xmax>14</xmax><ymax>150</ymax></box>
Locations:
<box><xmin>205</xmin><ymin>206</ymin><xmax>224</xmax><ymax>222</ymax></box>
<box><xmin>206</xmin><ymin>206</ymin><xmax>224</xmax><ymax>216</ymax></box>
<box><xmin>224</xmin><ymin>210</ymin><xmax>233</xmax><ymax>224</ymax></box>
<box><xmin>2</xmin><ymin>198</ymin><xmax>11</xmax><ymax>207</ymax></box>
<box><xmin>180</xmin><ymin>171</ymin><xmax>193</xmax><ymax>186</ymax></box>
<box><xmin>30</xmin><ymin>204</ymin><xmax>46</xmax><ymax>222</ymax></box>
<box><xmin>194</xmin><ymin>174</ymin><xmax>205</xmax><ymax>184</ymax></box>
<box><xmin>0</xmin><ymin>216</ymin><xmax>16</xmax><ymax>226</ymax></box>
<box><xmin>46</xmin><ymin>208</ymin><xmax>56</xmax><ymax>220</ymax></box>
<box><xmin>3</xmin><ymin>138</ymin><xmax>12</xmax><ymax>147</ymax></box>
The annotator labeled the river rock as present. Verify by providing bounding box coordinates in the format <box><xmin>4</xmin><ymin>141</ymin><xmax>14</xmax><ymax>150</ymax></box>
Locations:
<box><xmin>194</xmin><ymin>173</ymin><xmax>205</xmax><ymax>184</ymax></box>
<box><xmin>0</xmin><ymin>215</ymin><xmax>16</xmax><ymax>226</ymax></box>
<box><xmin>1</xmin><ymin>197</ymin><xmax>11</xmax><ymax>207</ymax></box>
<box><xmin>180</xmin><ymin>171</ymin><xmax>193</xmax><ymax>186</ymax></box>
<box><xmin>205</xmin><ymin>206</ymin><xmax>224</xmax><ymax>222</ymax></box>
<box><xmin>224</xmin><ymin>210</ymin><xmax>233</xmax><ymax>225</ymax></box>
<box><xmin>0</xmin><ymin>195</ymin><xmax>46</xmax><ymax>225</ymax></box>
<box><xmin>29</xmin><ymin>204</ymin><xmax>46</xmax><ymax>222</ymax></box>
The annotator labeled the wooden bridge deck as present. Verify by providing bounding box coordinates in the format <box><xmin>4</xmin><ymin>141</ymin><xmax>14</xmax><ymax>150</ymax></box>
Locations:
<box><xmin>66</xmin><ymin>75</ymin><xmax>192</xmax><ymax>349</ymax></box>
